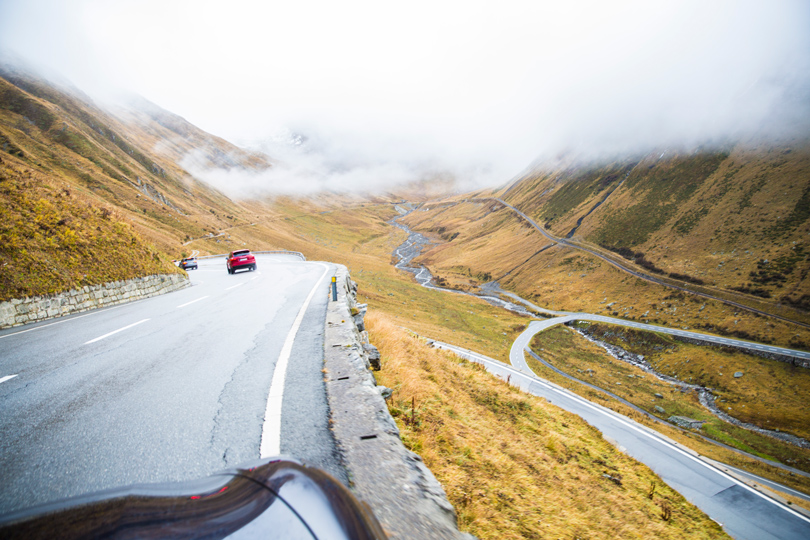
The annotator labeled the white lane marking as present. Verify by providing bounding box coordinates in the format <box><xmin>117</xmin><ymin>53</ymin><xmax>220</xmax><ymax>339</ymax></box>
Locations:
<box><xmin>84</xmin><ymin>319</ymin><xmax>150</xmax><ymax>345</ymax></box>
<box><xmin>225</xmin><ymin>282</ymin><xmax>245</xmax><ymax>291</ymax></box>
<box><xmin>440</xmin><ymin>341</ymin><xmax>810</xmax><ymax>524</ymax></box>
<box><xmin>0</xmin><ymin>375</ymin><xmax>18</xmax><ymax>384</ymax></box>
<box><xmin>0</xmin><ymin>304</ymin><xmax>129</xmax><ymax>340</ymax></box>
<box><xmin>260</xmin><ymin>262</ymin><xmax>329</xmax><ymax>458</ymax></box>
<box><xmin>177</xmin><ymin>296</ymin><xmax>209</xmax><ymax>309</ymax></box>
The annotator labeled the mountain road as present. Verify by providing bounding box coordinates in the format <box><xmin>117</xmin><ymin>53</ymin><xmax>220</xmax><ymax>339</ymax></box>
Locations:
<box><xmin>492</xmin><ymin>197</ymin><xmax>810</xmax><ymax>330</ymax></box>
<box><xmin>0</xmin><ymin>255</ymin><xmax>340</xmax><ymax>516</ymax></box>
<box><xmin>392</xmin><ymin>209</ymin><xmax>810</xmax><ymax>539</ymax></box>
<box><xmin>509</xmin><ymin>313</ymin><xmax>810</xmax><ymax>363</ymax></box>
<box><xmin>431</xmin><ymin>339</ymin><xmax>810</xmax><ymax>540</ymax></box>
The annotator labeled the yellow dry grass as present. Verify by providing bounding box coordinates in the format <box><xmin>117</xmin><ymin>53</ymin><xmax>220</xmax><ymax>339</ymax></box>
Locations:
<box><xmin>367</xmin><ymin>311</ymin><xmax>730</xmax><ymax>539</ymax></box>
<box><xmin>0</xmin><ymin>157</ymin><xmax>183</xmax><ymax>300</ymax></box>
<box><xmin>536</xmin><ymin>322</ymin><xmax>810</xmax><ymax>441</ymax></box>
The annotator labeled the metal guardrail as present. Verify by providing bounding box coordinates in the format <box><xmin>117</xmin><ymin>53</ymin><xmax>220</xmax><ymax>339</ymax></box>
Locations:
<box><xmin>194</xmin><ymin>251</ymin><xmax>306</xmax><ymax>261</ymax></box>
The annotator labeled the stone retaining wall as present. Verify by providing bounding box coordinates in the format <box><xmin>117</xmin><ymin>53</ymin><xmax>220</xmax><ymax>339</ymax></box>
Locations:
<box><xmin>0</xmin><ymin>274</ymin><xmax>190</xmax><ymax>329</ymax></box>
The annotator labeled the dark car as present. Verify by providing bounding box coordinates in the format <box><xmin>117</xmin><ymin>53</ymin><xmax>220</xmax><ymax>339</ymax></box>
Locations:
<box><xmin>179</xmin><ymin>257</ymin><xmax>198</xmax><ymax>270</ymax></box>
<box><xmin>227</xmin><ymin>249</ymin><xmax>256</xmax><ymax>274</ymax></box>
<box><xmin>0</xmin><ymin>458</ymin><xmax>387</xmax><ymax>539</ymax></box>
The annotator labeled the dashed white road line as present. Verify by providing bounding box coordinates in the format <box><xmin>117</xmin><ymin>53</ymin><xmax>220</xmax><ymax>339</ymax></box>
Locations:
<box><xmin>260</xmin><ymin>263</ymin><xmax>329</xmax><ymax>458</ymax></box>
<box><xmin>177</xmin><ymin>296</ymin><xmax>209</xmax><ymax>309</ymax></box>
<box><xmin>0</xmin><ymin>375</ymin><xmax>18</xmax><ymax>384</ymax></box>
<box><xmin>225</xmin><ymin>282</ymin><xmax>245</xmax><ymax>291</ymax></box>
<box><xmin>84</xmin><ymin>319</ymin><xmax>150</xmax><ymax>345</ymax></box>
<box><xmin>0</xmin><ymin>304</ymin><xmax>128</xmax><ymax>340</ymax></box>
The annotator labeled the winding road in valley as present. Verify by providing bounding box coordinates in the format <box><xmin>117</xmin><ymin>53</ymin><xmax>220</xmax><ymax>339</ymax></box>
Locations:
<box><xmin>393</xmin><ymin>215</ymin><xmax>810</xmax><ymax>540</ymax></box>
<box><xmin>0</xmin><ymin>255</ymin><xmax>341</xmax><ymax>517</ymax></box>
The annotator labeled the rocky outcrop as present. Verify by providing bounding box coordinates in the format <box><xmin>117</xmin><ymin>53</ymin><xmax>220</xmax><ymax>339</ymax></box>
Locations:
<box><xmin>668</xmin><ymin>416</ymin><xmax>705</xmax><ymax>429</ymax></box>
<box><xmin>325</xmin><ymin>265</ymin><xmax>474</xmax><ymax>540</ymax></box>
<box><xmin>0</xmin><ymin>274</ymin><xmax>189</xmax><ymax>329</ymax></box>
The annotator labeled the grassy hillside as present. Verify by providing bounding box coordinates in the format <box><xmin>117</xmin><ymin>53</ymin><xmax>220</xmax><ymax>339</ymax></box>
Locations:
<box><xmin>368</xmin><ymin>312</ymin><xmax>730</xmax><ymax>539</ymax></box>
<box><xmin>0</xmin><ymin>154</ymin><xmax>181</xmax><ymax>299</ymax></box>
<box><xmin>392</xmin><ymin>148</ymin><xmax>810</xmax><ymax>498</ymax></box>
<box><xmin>0</xmin><ymin>64</ymin><xmax>285</xmax><ymax>299</ymax></box>
<box><xmin>401</xmin><ymin>200</ymin><xmax>810</xmax><ymax>349</ymax></box>
<box><xmin>528</xmin><ymin>323</ymin><xmax>810</xmax><ymax>480</ymax></box>
<box><xmin>498</xmin><ymin>142</ymin><xmax>810</xmax><ymax>310</ymax></box>
<box><xmin>0</xmin><ymin>64</ymin><xmax>801</xmax><ymax>535</ymax></box>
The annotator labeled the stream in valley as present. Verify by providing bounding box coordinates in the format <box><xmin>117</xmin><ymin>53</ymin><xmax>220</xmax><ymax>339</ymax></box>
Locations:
<box><xmin>390</xmin><ymin>210</ymin><xmax>809</xmax><ymax>449</ymax></box>
<box><xmin>390</xmin><ymin>213</ymin><xmax>533</xmax><ymax>315</ymax></box>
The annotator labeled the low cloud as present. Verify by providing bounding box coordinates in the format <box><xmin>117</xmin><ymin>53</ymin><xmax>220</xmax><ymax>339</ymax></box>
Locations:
<box><xmin>3</xmin><ymin>0</ymin><xmax>809</xmax><ymax>194</ymax></box>
<box><xmin>180</xmin><ymin>126</ymin><xmax>507</xmax><ymax>197</ymax></box>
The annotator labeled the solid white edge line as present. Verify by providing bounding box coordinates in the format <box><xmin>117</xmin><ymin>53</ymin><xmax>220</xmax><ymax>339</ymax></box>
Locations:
<box><xmin>720</xmin><ymin>462</ymin><xmax>810</xmax><ymax>501</ymax></box>
<box><xmin>177</xmin><ymin>296</ymin><xmax>209</xmax><ymax>309</ymax></box>
<box><xmin>84</xmin><ymin>319</ymin><xmax>150</xmax><ymax>345</ymax></box>
<box><xmin>260</xmin><ymin>262</ymin><xmax>329</xmax><ymax>458</ymax></box>
<box><xmin>539</xmin><ymin>314</ymin><xmax>809</xmax><ymax>359</ymax></box>
<box><xmin>0</xmin><ymin>375</ymin><xmax>18</xmax><ymax>384</ymax></box>
<box><xmin>435</xmin><ymin>341</ymin><xmax>810</xmax><ymax>525</ymax></box>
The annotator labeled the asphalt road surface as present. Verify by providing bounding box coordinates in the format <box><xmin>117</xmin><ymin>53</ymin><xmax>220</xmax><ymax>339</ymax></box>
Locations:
<box><xmin>0</xmin><ymin>255</ymin><xmax>341</xmax><ymax>516</ymax></box>
<box><xmin>512</xmin><ymin>313</ymin><xmax>810</xmax><ymax>361</ymax></box>
<box><xmin>429</xmin><ymin>337</ymin><xmax>810</xmax><ymax>540</ymax></box>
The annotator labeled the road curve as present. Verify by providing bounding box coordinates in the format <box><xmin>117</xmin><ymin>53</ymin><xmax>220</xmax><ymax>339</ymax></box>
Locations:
<box><xmin>393</xmin><ymin>214</ymin><xmax>809</xmax><ymax>362</ymax></box>
<box><xmin>393</xmin><ymin>212</ymin><xmax>810</xmax><ymax>537</ymax></box>
<box><xmin>431</xmin><ymin>340</ymin><xmax>810</xmax><ymax>540</ymax></box>
<box><xmin>511</xmin><ymin>314</ymin><xmax>810</xmax><ymax>363</ymax></box>
<box><xmin>0</xmin><ymin>255</ymin><xmax>340</xmax><ymax>516</ymax></box>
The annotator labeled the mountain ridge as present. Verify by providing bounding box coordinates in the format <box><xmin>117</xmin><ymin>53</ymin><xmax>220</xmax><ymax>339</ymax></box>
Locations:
<box><xmin>0</xmin><ymin>63</ymin><xmax>281</xmax><ymax>300</ymax></box>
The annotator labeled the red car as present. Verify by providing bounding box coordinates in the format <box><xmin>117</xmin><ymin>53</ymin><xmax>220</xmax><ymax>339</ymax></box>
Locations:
<box><xmin>227</xmin><ymin>249</ymin><xmax>257</xmax><ymax>274</ymax></box>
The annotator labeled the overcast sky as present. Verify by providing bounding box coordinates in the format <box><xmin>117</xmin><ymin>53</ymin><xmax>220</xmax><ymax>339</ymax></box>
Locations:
<box><xmin>1</xmin><ymin>0</ymin><xmax>808</xmax><ymax>194</ymax></box>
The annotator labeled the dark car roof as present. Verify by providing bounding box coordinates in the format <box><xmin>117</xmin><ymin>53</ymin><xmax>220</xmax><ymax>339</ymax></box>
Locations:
<box><xmin>231</xmin><ymin>250</ymin><xmax>251</xmax><ymax>256</ymax></box>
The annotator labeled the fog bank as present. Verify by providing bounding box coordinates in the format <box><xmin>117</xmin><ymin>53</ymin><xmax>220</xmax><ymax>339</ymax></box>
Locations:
<box><xmin>1</xmin><ymin>0</ymin><xmax>808</xmax><ymax>195</ymax></box>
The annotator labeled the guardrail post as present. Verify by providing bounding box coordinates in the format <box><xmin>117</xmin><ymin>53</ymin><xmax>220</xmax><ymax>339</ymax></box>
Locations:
<box><xmin>331</xmin><ymin>276</ymin><xmax>337</xmax><ymax>301</ymax></box>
